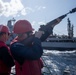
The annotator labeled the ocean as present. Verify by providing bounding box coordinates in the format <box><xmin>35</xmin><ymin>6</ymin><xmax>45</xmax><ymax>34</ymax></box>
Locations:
<box><xmin>11</xmin><ymin>50</ymin><xmax>76</xmax><ymax>75</ymax></box>
<box><xmin>42</xmin><ymin>50</ymin><xmax>76</xmax><ymax>75</ymax></box>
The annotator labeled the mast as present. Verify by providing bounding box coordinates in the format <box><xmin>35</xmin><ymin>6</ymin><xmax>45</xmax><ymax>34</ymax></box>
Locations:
<box><xmin>6</xmin><ymin>18</ymin><xmax>16</xmax><ymax>45</ymax></box>
<box><xmin>7</xmin><ymin>18</ymin><xmax>16</xmax><ymax>33</ymax></box>
<box><xmin>67</xmin><ymin>18</ymin><xmax>74</xmax><ymax>38</ymax></box>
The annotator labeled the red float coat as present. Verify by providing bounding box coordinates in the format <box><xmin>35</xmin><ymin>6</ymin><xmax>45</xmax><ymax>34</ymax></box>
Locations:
<box><xmin>15</xmin><ymin>58</ymin><xmax>43</xmax><ymax>75</ymax></box>
<box><xmin>11</xmin><ymin>37</ymin><xmax>44</xmax><ymax>75</ymax></box>
<box><xmin>0</xmin><ymin>41</ymin><xmax>11</xmax><ymax>75</ymax></box>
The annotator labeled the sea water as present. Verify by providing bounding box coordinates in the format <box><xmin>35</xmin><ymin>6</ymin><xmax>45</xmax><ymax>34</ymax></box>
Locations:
<box><xmin>11</xmin><ymin>49</ymin><xmax>76</xmax><ymax>75</ymax></box>
<box><xmin>42</xmin><ymin>50</ymin><xmax>76</xmax><ymax>75</ymax></box>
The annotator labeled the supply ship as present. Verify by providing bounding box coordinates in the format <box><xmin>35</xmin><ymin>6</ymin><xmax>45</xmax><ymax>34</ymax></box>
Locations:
<box><xmin>42</xmin><ymin>18</ymin><xmax>76</xmax><ymax>50</ymax></box>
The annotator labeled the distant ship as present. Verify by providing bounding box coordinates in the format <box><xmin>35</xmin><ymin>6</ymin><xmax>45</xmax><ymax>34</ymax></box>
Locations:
<box><xmin>42</xmin><ymin>36</ymin><xmax>76</xmax><ymax>50</ymax></box>
<box><xmin>42</xmin><ymin>18</ymin><xmax>76</xmax><ymax>50</ymax></box>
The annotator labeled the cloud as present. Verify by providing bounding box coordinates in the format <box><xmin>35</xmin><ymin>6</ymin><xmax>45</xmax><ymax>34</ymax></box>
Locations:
<box><xmin>0</xmin><ymin>0</ymin><xmax>25</xmax><ymax>17</ymax></box>
<box><xmin>35</xmin><ymin>6</ymin><xmax>46</xmax><ymax>11</ymax></box>
<box><xmin>0</xmin><ymin>0</ymin><xmax>46</xmax><ymax>17</ymax></box>
<box><xmin>31</xmin><ymin>21</ymin><xmax>46</xmax><ymax>27</ymax></box>
<box><xmin>38</xmin><ymin>21</ymin><xmax>45</xmax><ymax>25</ymax></box>
<box><xmin>37</xmin><ymin>6</ymin><xmax>46</xmax><ymax>10</ymax></box>
<box><xmin>21</xmin><ymin>7</ymin><xmax>34</xmax><ymax>15</ymax></box>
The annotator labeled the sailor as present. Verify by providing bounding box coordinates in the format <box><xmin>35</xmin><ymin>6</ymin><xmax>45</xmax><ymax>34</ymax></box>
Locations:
<box><xmin>10</xmin><ymin>20</ymin><xmax>44</xmax><ymax>75</ymax></box>
<box><xmin>0</xmin><ymin>25</ymin><xmax>14</xmax><ymax>75</ymax></box>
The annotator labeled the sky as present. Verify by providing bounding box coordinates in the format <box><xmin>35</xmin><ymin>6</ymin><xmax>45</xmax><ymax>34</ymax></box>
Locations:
<box><xmin>0</xmin><ymin>0</ymin><xmax>76</xmax><ymax>37</ymax></box>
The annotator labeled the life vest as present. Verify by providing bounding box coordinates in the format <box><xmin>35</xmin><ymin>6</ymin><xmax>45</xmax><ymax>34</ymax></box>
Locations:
<box><xmin>15</xmin><ymin>58</ymin><xmax>43</xmax><ymax>75</ymax></box>
<box><xmin>0</xmin><ymin>41</ymin><xmax>11</xmax><ymax>74</ymax></box>
<box><xmin>11</xmin><ymin>37</ymin><xmax>44</xmax><ymax>75</ymax></box>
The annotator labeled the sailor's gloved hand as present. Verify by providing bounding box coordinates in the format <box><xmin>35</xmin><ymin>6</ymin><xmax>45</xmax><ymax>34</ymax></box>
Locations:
<box><xmin>35</xmin><ymin>31</ymin><xmax>44</xmax><ymax>39</ymax></box>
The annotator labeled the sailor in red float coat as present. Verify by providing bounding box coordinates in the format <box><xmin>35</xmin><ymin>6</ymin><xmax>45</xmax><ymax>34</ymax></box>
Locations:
<box><xmin>0</xmin><ymin>25</ymin><xmax>14</xmax><ymax>75</ymax></box>
<box><xmin>0</xmin><ymin>41</ymin><xmax>14</xmax><ymax>75</ymax></box>
<box><xmin>10</xmin><ymin>20</ymin><xmax>44</xmax><ymax>75</ymax></box>
<box><xmin>11</xmin><ymin>36</ymin><xmax>43</xmax><ymax>75</ymax></box>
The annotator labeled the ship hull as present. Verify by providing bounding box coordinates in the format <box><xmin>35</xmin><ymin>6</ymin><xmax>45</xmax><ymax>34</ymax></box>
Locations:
<box><xmin>42</xmin><ymin>42</ymin><xmax>76</xmax><ymax>50</ymax></box>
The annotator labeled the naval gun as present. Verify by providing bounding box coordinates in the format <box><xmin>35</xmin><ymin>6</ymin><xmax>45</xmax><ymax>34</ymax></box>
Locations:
<box><xmin>20</xmin><ymin>7</ymin><xmax>76</xmax><ymax>45</ymax></box>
